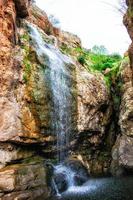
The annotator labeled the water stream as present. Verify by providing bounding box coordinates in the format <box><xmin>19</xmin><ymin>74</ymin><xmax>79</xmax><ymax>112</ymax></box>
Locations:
<box><xmin>28</xmin><ymin>23</ymin><xmax>74</xmax><ymax>162</ymax></box>
<box><xmin>28</xmin><ymin>23</ymin><xmax>78</xmax><ymax>194</ymax></box>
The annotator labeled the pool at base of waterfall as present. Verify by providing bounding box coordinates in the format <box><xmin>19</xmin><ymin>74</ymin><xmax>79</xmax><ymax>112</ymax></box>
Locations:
<box><xmin>47</xmin><ymin>176</ymin><xmax>133</xmax><ymax>200</ymax></box>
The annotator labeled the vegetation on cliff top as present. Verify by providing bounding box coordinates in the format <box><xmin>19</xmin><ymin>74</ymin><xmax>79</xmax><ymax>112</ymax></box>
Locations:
<box><xmin>60</xmin><ymin>44</ymin><xmax>122</xmax><ymax>88</ymax></box>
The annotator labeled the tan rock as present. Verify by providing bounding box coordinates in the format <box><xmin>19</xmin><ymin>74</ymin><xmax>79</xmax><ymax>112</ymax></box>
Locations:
<box><xmin>0</xmin><ymin>97</ymin><xmax>22</xmax><ymax>142</ymax></box>
<box><xmin>111</xmin><ymin>60</ymin><xmax>133</xmax><ymax>174</ymax></box>
<box><xmin>0</xmin><ymin>143</ymin><xmax>34</xmax><ymax>167</ymax></box>
<box><xmin>77</xmin><ymin>66</ymin><xmax>111</xmax><ymax>136</ymax></box>
<box><xmin>0</xmin><ymin>161</ymin><xmax>48</xmax><ymax>192</ymax></box>
<box><xmin>0</xmin><ymin>188</ymin><xmax>48</xmax><ymax>200</ymax></box>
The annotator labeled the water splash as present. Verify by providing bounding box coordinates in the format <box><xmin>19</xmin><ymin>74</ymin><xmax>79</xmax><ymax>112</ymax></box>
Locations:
<box><xmin>27</xmin><ymin>23</ymin><xmax>74</xmax><ymax>162</ymax></box>
<box><xmin>54</xmin><ymin>164</ymin><xmax>76</xmax><ymax>188</ymax></box>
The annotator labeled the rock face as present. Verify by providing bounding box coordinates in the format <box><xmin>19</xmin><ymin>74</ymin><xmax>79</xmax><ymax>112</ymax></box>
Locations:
<box><xmin>111</xmin><ymin>0</ymin><xmax>133</xmax><ymax>174</ymax></box>
<box><xmin>72</xmin><ymin>66</ymin><xmax>112</xmax><ymax>175</ymax></box>
<box><xmin>0</xmin><ymin>1</ymin><xmax>50</xmax><ymax>199</ymax></box>
<box><xmin>111</xmin><ymin>59</ymin><xmax>133</xmax><ymax>175</ymax></box>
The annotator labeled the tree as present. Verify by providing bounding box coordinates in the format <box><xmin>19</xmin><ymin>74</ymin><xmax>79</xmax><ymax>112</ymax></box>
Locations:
<box><xmin>91</xmin><ymin>45</ymin><xmax>109</xmax><ymax>55</ymax></box>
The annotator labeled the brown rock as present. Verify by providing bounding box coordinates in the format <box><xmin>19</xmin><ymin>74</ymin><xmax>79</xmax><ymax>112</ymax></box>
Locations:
<box><xmin>111</xmin><ymin>135</ymin><xmax>133</xmax><ymax>175</ymax></box>
<box><xmin>0</xmin><ymin>161</ymin><xmax>49</xmax><ymax>199</ymax></box>
<box><xmin>14</xmin><ymin>0</ymin><xmax>30</xmax><ymax>18</ymax></box>
<box><xmin>0</xmin><ymin>188</ymin><xmax>48</xmax><ymax>200</ymax></box>
<box><xmin>119</xmin><ymin>61</ymin><xmax>133</xmax><ymax>136</ymax></box>
<box><xmin>0</xmin><ymin>143</ymin><xmax>34</xmax><ymax>168</ymax></box>
<box><xmin>111</xmin><ymin>60</ymin><xmax>133</xmax><ymax>174</ymax></box>
<box><xmin>29</xmin><ymin>5</ymin><xmax>54</xmax><ymax>34</ymax></box>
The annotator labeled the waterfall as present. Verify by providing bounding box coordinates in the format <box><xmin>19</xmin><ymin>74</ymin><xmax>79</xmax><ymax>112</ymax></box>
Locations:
<box><xmin>27</xmin><ymin>23</ymin><xmax>74</xmax><ymax>162</ymax></box>
<box><xmin>27</xmin><ymin>23</ymin><xmax>90</xmax><ymax>195</ymax></box>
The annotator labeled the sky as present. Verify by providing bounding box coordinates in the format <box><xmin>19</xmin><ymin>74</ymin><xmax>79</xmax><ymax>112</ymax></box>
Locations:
<box><xmin>36</xmin><ymin>0</ymin><xmax>131</xmax><ymax>55</ymax></box>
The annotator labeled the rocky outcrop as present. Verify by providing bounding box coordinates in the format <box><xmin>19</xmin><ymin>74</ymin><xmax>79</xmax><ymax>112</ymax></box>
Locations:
<box><xmin>111</xmin><ymin>0</ymin><xmax>133</xmax><ymax>175</ymax></box>
<box><xmin>72</xmin><ymin>66</ymin><xmax>112</xmax><ymax>175</ymax></box>
<box><xmin>123</xmin><ymin>0</ymin><xmax>133</xmax><ymax>76</ymax></box>
<box><xmin>111</xmin><ymin>59</ymin><xmax>133</xmax><ymax>175</ymax></box>
<box><xmin>29</xmin><ymin>5</ymin><xmax>54</xmax><ymax>35</ymax></box>
<box><xmin>0</xmin><ymin>160</ymin><xmax>49</xmax><ymax>200</ymax></box>
<box><xmin>0</xmin><ymin>1</ymin><xmax>50</xmax><ymax>199</ymax></box>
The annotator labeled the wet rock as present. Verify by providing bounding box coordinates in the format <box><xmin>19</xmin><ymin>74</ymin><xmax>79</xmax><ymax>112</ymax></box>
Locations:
<box><xmin>65</xmin><ymin>159</ymin><xmax>89</xmax><ymax>183</ymax></box>
<box><xmin>0</xmin><ymin>188</ymin><xmax>47</xmax><ymax>200</ymax></box>
<box><xmin>112</xmin><ymin>135</ymin><xmax>133</xmax><ymax>174</ymax></box>
<box><xmin>54</xmin><ymin>173</ymin><xmax>68</xmax><ymax>193</ymax></box>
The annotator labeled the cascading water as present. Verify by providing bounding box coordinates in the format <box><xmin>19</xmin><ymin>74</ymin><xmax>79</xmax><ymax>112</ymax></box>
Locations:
<box><xmin>28</xmin><ymin>23</ymin><xmax>88</xmax><ymax>196</ymax></box>
<box><xmin>28</xmin><ymin>23</ymin><xmax>73</xmax><ymax>162</ymax></box>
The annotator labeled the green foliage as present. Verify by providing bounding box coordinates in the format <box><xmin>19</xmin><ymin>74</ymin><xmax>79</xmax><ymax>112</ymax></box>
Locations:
<box><xmin>78</xmin><ymin>55</ymin><xmax>86</xmax><ymax>65</ymax></box>
<box><xmin>20</xmin><ymin>33</ymin><xmax>30</xmax><ymax>41</ymax></box>
<box><xmin>22</xmin><ymin>58</ymin><xmax>32</xmax><ymax>83</ymax></box>
<box><xmin>72</xmin><ymin>46</ymin><xmax>122</xmax><ymax>88</ymax></box>
<box><xmin>23</xmin><ymin>60</ymin><xmax>31</xmax><ymax>73</ymax></box>
<box><xmin>23</xmin><ymin>74</ymin><xmax>28</xmax><ymax>83</ymax></box>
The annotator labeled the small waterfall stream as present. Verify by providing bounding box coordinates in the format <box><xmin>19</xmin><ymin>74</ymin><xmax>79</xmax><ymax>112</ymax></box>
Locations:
<box><xmin>28</xmin><ymin>23</ymin><xmax>78</xmax><ymax>194</ymax></box>
<box><xmin>28</xmin><ymin>23</ymin><xmax>73</xmax><ymax>162</ymax></box>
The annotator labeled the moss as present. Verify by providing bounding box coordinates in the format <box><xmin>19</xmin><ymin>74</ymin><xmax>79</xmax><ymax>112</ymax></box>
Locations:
<box><xmin>128</xmin><ymin>7</ymin><xmax>133</xmax><ymax>17</ymax></box>
<box><xmin>23</xmin><ymin>74</ymin><xmax>28</xmax><ymax>83</ymax></box>
<box><xmin>60</xmin><ymin>44</ymin><xmax>72</xmax><ymax>55</ymax></box>
<box><xmin>20</xmin><ymin>32</ymin><xmax>32</xmax><ymax>84</ymax></box>
<box><xmin>23</xmin><ymin>156</ymin><xmax>44</xmax><ymax>164</ymax></box>
<box><xmin>19</xmin><ymin>168</ymin><xmax>28</xmax><ymax>176</ymax></box>
<box><xmin>99</xmin><ymin>151</ymin><xmax>110</xmax><ymax>162</ymax></box>
<box><xmin>103</xmin><ymin>76</ymin><xmax>111</xmax><ymax>88</ymax></box>
<box><xmin>23</xmin><ymin>59</ymin><xmax>31</xmax><ymax>73</ymax></box>
<box><xmin>22</xmin><ymin>56</ymin><xmax>32</xmax><ymax>83</ymax></box>
<box><xmin>20</xmin><ymin>33</ymin><xmax>30</xmax><ymax>42</ymax></box>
